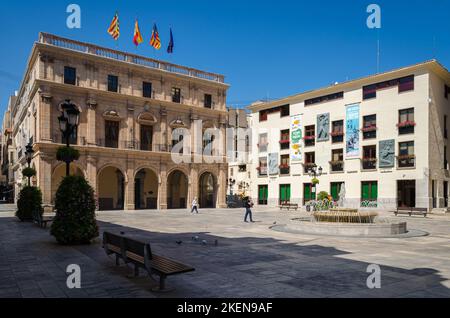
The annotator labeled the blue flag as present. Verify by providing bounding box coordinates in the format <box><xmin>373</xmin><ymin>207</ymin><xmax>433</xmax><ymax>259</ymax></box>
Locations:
<box><xmin>167</xmin><ymin>28</ymin><xmax>174</xmax><ymax>53</ymax></box>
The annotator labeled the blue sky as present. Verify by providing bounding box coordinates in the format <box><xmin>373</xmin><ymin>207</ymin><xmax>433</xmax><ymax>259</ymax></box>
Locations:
<box><xmin>0</xmin><ymin>0</ymin><xmax>449</xmax><ymax>119</ymax></box>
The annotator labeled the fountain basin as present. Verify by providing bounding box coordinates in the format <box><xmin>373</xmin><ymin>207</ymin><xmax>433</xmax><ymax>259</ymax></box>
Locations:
<box><xmin>287</xmin><ymin>218</ymin><xmax>407</xmax><ymax>237</ymax></box>
<box><xmin>313</xmin><ymin>211</ymin><xmax>378</xmax><ymax>223</ymax></box>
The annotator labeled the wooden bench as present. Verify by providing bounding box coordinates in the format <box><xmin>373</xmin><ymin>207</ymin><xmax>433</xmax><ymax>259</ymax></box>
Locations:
<box><xmin>279</xmin><ymin>203</ymin><xmax>299</xmax><ymax>211</ymax></box>
<box><xmin>33</xmin><ymin>210</ymin><xmax>54</xmax><ymax>228</ymax></box>
<box><xmin>103</xmin><ymin>232</ymin><xmax>195</xmax><ymax>292</ymax></box>
<box><xmin>394</xmin><ymin>207</ymin><xmax>428</xmax><ymax>217</ymax></box>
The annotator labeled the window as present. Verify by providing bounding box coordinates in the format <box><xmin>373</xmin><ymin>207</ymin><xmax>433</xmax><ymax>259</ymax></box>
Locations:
<box><xmin>398</xmin><ymin>108</ymin><xmax>415</xmax><ymax>135</ymax></box>
<box><xmin>258</xmin><ymin>157</ymin><xmax>268</xmax><ymax>176</ymax></box>
<box><xmin>108</xmin><ymin>75</ymin><xmax>119</xmax><ymax>92</ymax></box>
<box><xmin>361</xmin><ymin>181</ymin><xmax>378</xmax><ymax>204</ymax></box>
<box><xmin>143</xmin><ymin>82</ymin><xmax>152</xmax><ymax>98</ymax></box>
<box><xmin>330</xmin><ymin>149</ymin><xmax>344</xmax><ymax>172</ymax></box>
<box><xmin>105</xmin><ymin>120</ymin><xmax>119</xmax><ymax>148</ymax></box>
<box><xmin>331</xmin><ymin>120</ymin><xmax>344</xmax><ymax>143</ymax></box>
<box><xmin>362</xmin><ymin>115</ymin><xmax>377</xmax><ymax>139</ymax></box>
<box><xmin>239</xmin><ymin>165</ymin><xmax>247</xmax><ymax>172</ymax></box>
<box><xmin>280</xmin><ymin>104</ymin><xmax>290</xmax><ymax>117</ymax></box>
<box><xmin>64</xmin><ymin>66</ymin><xmax>76</xmax><ymax>85</ymax></box>
<box><xmin>259</xmin><ymin>110</ymin><xmax>268</xmax><ymax>122</ymax></box>
<box><xmin>398</xmin><ymin>141</ymin><xmax>415</xmax><ymax>168</ymax></box>
<box><xmin>445</xmin><ymin>85</ymin><xmax>449</xmax><ymax>99</ymax></box>
<box><xmin>279</xmin><ymin>184</ymin><xmax>291</xmax><ymax>204</ymax></box>
<box><xmin>305</xmin><ymin>92</ymin><xmax>344</xmax><ymax>106</ymax></box>
<box><xmin>362</xmin><ymin>145</ymin><xmax>377</xmax><ymax>170</ymax></box>
<box><xmin>204</xmin><ymin>94</ymin><xmax>212</xmax><ymax>108</ymax></box>
<box><xmin>61</xmin><ymin>126</ymin><xmax>77</xmax><ymax>145</ymax></box>
<box><xmin>258</xmin><ymin>133</ymin><xmax>268</xmax><ymax>152</ymax></box>
<box><xmin>280</xmin><ymin>129</ymin><xmax>290</xmax><ymax>150</ymax></box>
<box><xmin>330</xmin><ymin>182</ymin><xmax>344</xmax><ymax>201</ymax></box>
<box><xmin>363</xmin><ymin>75</ymin><xmax>414</xmax><ymax>100</ymax></box>
<box><xmin>258</xmin><ymin>185</ymin><xmax>268</xmax><ymax>205</ymax></box>
<box><xmin>172</xmin><ymin>87</ymin><xmax>181</xmax><ymax>103</ymax></box>
<box><xmin>304</xmin><ymin>152</ymin><xmax>315</xmax><ymax>173</ymax></box>
<box><xmin>280</xmin><ymin>154</ymin><xmax>290</xmax><ymax>175</ymax></box>
<box><xmin>172</xmin><ymin>128</ymin><xmax>184</xmax><ymax>154</ymax></box>
<box><xmin>140</xmin><ymin>125</ymin><xmax>153</xmax><ymax>151</ymax></box>
<box><xmin>445</xmin><ymin>146</ymin><xmax>448</xmax><ymax>170</ymax></box>
<box><xmin>304</xmin><ymin>125</ymin><xmax>315</xmax><ymax>147</ymax></box>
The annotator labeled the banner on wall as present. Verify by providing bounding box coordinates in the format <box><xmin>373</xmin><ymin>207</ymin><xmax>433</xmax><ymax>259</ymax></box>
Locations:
<box><xmin>317</xmin><ymin>113</ymin><xmax>330</xmax><ymax>142</ymax></box>
<box><xmin>345</xmin><ymin>104</ymin><xmax>360</xmax><ymax>158</ymax></box>
<box><xmin>290</xmin><ymin>114</ymin><xmax>303</xmax><ymax>161</ymax></box>
<box><xmin>268</xmin><ymin>153</ymin><xmax>279</xmax><ymax>175</ymax></box>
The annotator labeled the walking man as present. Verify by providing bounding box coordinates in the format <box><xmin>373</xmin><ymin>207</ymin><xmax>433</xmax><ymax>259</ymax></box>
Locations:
<box><xmin>191</xmin><ymin>197</ymin><xmax>199</xmax><ymax>214</ymax></box>
<box><xmin>244</xmin><ymin>197</ymin><xmax>254</xmax><ymax>222</ymax></box>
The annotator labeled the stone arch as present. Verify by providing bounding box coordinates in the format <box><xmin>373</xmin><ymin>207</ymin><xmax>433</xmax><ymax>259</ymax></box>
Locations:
<box><xmin>167</xmin><ymin>170</ymin><xmax>188</xmax><ymax>209</ymax></box>
<box><xmin>199</xmin><ymin>171</ymin><xmax>218</xmax><ymax>208</ymax></box>
<box><xmin>134</xmin><ymin>167</ymin><xmax>159</xmax><ymax>210</ymax></box>
<box><xmin>97</xmin><ymin>164</ymin><xmax>126</xmax><ymax>211</ymax></box>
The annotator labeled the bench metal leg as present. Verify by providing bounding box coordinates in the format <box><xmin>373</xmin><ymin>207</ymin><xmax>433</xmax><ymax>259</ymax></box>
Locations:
<box><xmin>151</xmin><ymin>274</ymin><xmax>174</xmax><ymax>293</ymax></box>
<box><xmin>115</xmin><ymin>255</ymin><xmax>120</xmax><ymax>266</ymax></box>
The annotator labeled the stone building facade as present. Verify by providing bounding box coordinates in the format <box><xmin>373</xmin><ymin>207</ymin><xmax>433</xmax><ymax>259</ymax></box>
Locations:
<box><xmin>248</xmin><ymin>60</ymin><xmax>450</xmax><ymax>212</ymax></box>
<box><xmin>8</xmin><ymin>33</ymin><xmax>230</xmax><ymax>211</ymax></box>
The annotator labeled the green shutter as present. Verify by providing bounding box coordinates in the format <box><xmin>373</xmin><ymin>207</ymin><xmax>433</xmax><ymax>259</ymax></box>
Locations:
<box><xmin>331</xmin><ymin>183</ymin><xmax>338</xmax><ymax>200</ymax></box>
<box><xmin>280</xmin><ymin>186</ymin><xmax>285</xmax><ymax>201</ymax></box>
<box><xmin>287</xmin><ymin>185</ymin><xmax>291</xmax><ymax>201</ymax></box>
<box><xmin>259</xmin><ymin>186</ymin><xmax>263</xmax><ymax>201</ymax></box>
<box><xmin>371</xmin><ymin>182</ymin><xmax>378</xmax><ymax>200</ymax></box>
<box><xmin>362</xmin><ymin>182</ymin><xmax>369</xmax><ymax>200</ymax></box>
<box><xmin>304</xmin><ymin>184</ymin><xmax>311</xmax><ymax>200</ymax></box>
<box><xmin>264</xmin><ymin>186</ymin><xmax>268</xmax><ymax>200</ymax></box>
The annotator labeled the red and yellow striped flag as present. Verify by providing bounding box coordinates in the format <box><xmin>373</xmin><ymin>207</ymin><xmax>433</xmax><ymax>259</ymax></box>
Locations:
<box><xmin>150</xmin><ymin>23</ymin><xmax>161</xmax><ymax>50</ymax></box>
<box><xmin>107</xmin><ymin>12</ymin><xmax>120</xmax><ymax>40</ymax></box>
<box><xmin>133</xmin><ymin>19</ymin><xmax>143</xmax><ymax>46</ymax></box>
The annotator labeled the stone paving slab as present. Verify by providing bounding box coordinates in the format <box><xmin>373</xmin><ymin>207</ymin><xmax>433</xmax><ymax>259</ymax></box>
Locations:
<box><xmin>0</xmin><ymin>206</ymin><xmax>449</xmax><ymax>298</ymax></box>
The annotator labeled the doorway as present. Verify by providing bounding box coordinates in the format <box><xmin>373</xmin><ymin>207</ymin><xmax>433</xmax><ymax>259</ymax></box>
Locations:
<box><xmin>397</xmin><ymin>180</ymin><xmax>416</xmax><ymax>208</ymax></box>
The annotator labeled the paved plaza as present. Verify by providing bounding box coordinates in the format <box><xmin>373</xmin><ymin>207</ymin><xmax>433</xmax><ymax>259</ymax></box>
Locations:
<box><xmin>0</xmin><ymin>204</ymin><xmax>450</xmax><ymax>298</ymax></box>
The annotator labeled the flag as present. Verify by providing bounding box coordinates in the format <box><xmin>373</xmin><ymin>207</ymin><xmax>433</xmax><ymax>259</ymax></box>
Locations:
<box><xmin>133</xmin><ymin>19</ymin><xmax>143</xmax><ymax>46</ymax></box>
<box><xmin>150</xmin><ymin>23</ymin><xmax>161</xmax><ymax>50</ymax></box>
<box><xmin>167</xmin><ymin>28</ymin><xmax>174</xmax><ymax>53</ymax></box>
<box><xmin>107</xmin><ymin>12</ymin><xmax>120</xmax><ymax>40</ymax></box>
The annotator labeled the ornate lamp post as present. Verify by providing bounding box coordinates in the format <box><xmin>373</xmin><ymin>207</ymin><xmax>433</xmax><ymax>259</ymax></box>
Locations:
<box><xmin>58</xmin><ymin>100</ymin><xmax>80</xmax><ymax>176</ymax></box>
<box><xmin>24</xmin><ymin>142</ymin><xmax>34</xmax><ymax>186</ymax></box>
<box><xmin>308</xmin><ymin>165</ymin><xmax>323</xmax><ymax>198</ymax></box>
<box><xmin>239</xmin><ymin>181</ymin><xmax>250</xmax><ymax>197</ymax></box>
<box><xmin>228</xmin><ymin>178</ymin><xmax>236</xmax><ymax>196</ymax></box>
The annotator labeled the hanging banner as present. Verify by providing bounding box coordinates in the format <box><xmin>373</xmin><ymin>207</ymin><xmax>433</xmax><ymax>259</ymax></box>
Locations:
<box><xmin>268</xmin><ymin>153</ymin><xmax>279</xmax><ymax>175</ymax></box>
<box><xmin>290</xmin><ymin>115</ymin><xmax>303</xmax><ymax>161</ymax></box>
<box><xmin>379</xmin><ymin>139</ymin><xmax>395</xmax><ymax>168</ymax></box>
<box><xmin>346</xmin><ymin>104</ymin><xmax>360</xmax><ymax>158</ymax></box>
<box><xmin>317</xmin><ymin>113</ymin><xmax>330</xmax><ymax>142</ymax></box>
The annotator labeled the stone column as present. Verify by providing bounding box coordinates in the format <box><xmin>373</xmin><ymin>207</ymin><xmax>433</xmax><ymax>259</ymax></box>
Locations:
<box><xmin>38</xmin><ymin>90</ymin><xmax>53</xmax><ymax>142</ymax></box>
<box><xmin>190</xmin><ymin>165</ymin><xmax>199</xmax><ymax>206</ymax></box>
<box><xmin>218</xmin><ymin>164</ymin><xmax>227</xmax><ymax>208</ymax></box>
<box><xmin>127</xmin><ymin>104</ymin><xmax>135</xmax><ymax>145</ymax></box>
<box><xmin>86</xmin><ymin>155</ymin><xmax>97</xmax><ymax>192</ymax></box>
<box><xmin>38</xmin><ymin>153</ymin><xmax>53</xmax><ymax>213</ymax></box>
<box><xmin>159</xmin><ymin>163</ymin><xmax>168</xmax><ymax>209</ymax></box>
<box><xmin>125</xmin><ymin>165</ymin><xmax>135</xmax><ymax>210</ymax></box>
<box><xmin>86</xmin><ymin>98</ymin><xmax>97</xmax><ymax>145</ymax></box>
<box><xmin>160</xmin><ymin>107</ymin><xmax>168</xmax><ymax>151</ymax></box>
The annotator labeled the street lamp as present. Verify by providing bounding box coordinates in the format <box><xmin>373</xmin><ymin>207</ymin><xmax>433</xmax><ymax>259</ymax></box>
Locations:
<box><xmin>25</xmin><ymin>141</ymin><xmax>34</xmax><ymax>186</ymax></box>
<box><xmin>228</xmin><ymin>178</ymin><xmax>236</xmax><ymax>196</ymax></box>
<box><xmin>58</xmin><ymin>99</ymin><xmax>80</xmax><ymax>176</ymax></box>
<box><xmin>308</xmin><ymin>165</ymin><xmax>323</xmax><ymax>198</ymax></box>
<box><xmin>239</xmin><ymin>181</ymin><xmax>250</xmax><ymax>197</ymax></box>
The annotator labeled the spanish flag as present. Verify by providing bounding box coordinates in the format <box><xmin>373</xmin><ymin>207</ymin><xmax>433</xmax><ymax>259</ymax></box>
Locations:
<box><xmin>107</xmin><ymin>12</ymin><xmax>120</xmax><ymax>40</ymax></box>
<box><xmin>133</xmin><ymin>20</ymin><xmax>143</xmax><ymax>46</ymax></box>
<box><xmin>150</xmin><ymin>23</ymin><xmax>161</xmax><ymax>50</ymax></box>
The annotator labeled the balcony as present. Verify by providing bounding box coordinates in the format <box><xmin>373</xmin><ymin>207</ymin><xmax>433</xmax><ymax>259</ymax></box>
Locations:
<box><xmin>304</xmin><ymin>162</ymin><xmax>316</xmax><ymax>174</ymax></box>
<box><xmin>330</xmin><ymin>131</ymin><xmax>344</xmax><ymax>143</ymax></box>
<box><xmin>257</xmin><ymin>167</ymin><xmax>268</xmax><ymax>177</ymax></box>
<box><xmin>397</xmin><ymin>154</ymin><xmax>416</xmax><ymax>168</ymax></box>
<box><xmin>279</xmin><ymin>165</ymin><xmax>290</xmax><ymax>175</ymax></box>
<box><xmin>397</xmin><ymin>121</ymin><xmax>416</xmax><ymax>135</ymax></box>
<box><xmin>303</xmin><ymin>136</ymin><xmax>315</xmax><ymax>147</ymax></box>
<box><xmin>362</xmin><ymin>158</ymin><xmax>377</xmax><ymax>170</ymax></box>
<box><xmin>361</xmin><ymin>126</ymin><xmax>377</xmax><ymax>139</ymax></box>
<box><xmin>279</xmin><ymin>139</ymin><xmax>290</xmax><ymax>150</ymax></box>
<box><xmin>39</xmin><ymin>33</ymin><xmax>225</xmax><ymax>83</ymax></box>
<box><xmin>330</xmin><ymin>161</ymin><xmax>344</xmax><ymax>172</ymax></box>
<box><xmin>257</xmin><ymin>142</ymin><xmax>269</xmax><ymax>153</ymax></box>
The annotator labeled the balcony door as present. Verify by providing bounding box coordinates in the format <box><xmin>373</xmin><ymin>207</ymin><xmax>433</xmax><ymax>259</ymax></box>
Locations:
<box><xmin>105</xmin><ymin>120</ymin><xmax>119</xmax><ymax>148</ymax></box>
<box><xmin>140</xmin><ymin>125</ymin><xmax>153</xmax><ymax>151</ymax></box>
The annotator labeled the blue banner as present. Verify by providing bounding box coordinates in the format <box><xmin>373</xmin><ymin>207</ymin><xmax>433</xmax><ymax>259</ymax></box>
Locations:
<box><xmin>346</xmin><ymin>104</ymin><xmax>360</xmax><ymax>158</ymax></box>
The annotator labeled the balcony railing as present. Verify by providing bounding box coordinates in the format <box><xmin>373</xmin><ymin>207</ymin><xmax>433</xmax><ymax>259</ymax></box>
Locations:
<box><xmin>397</xmin><ymin>155</ymin><xmax>415</xmax><ymax>168</ymax></box>
<box><xmin>39</xmin><ymin>33</ymin><xmax>225</xmax><ymax>84</ymax></box>
<box><xmin>279</xmin><ymin>139</ymin><xmax>290</xmax><ymax>150</ymax></box>
<box><xmin>330</xmin><ymin>131</ymin><xmax>344</xmax><ymax>143</ymax></box>
<box><xmin>362</xmin><ymin>158</ymin><xmax>377</xmax><ymax>170</ymax></box>
<box><xmin>330</xmin><ymin>161</ymin><xmax>344</xmax><ymax>172</ymax></box>
<box><xmin>279</xmin><ymin>166</ymin><xmax>290</xmax><ymax>175</ymax></box>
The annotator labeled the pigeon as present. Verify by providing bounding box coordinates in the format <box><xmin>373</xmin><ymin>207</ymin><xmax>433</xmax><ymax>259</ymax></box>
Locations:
<box><xmin>176</xmin><ymin>240</ymin><xmax>182</xmax><ymax>245</ymax></box>
<box><xmin>273</xmin><ymin>222</ymin><xmax>277</xmax><ymax>225</ymax></box>
<box><xmin>120</xmin><ymin>231</ymin><xmax>125</xmax><ymax>235</ymax></box>
<box><xmin>202</xmin><ymin>240</ymin><xmax>207</xmax><ymax>245</ymax></box>
<box><xmin>194</xmin><ymin>236</ymin><xmax>199</xmax><ymax>241</ymax></box>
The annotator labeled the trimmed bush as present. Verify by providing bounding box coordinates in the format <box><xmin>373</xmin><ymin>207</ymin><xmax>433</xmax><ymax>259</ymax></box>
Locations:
<box><xmin>16</xmin><ymin>186</ymin><xmax>43</xmax><ymax>222</ymax></box>
<box><xmin>56</xmin><ymin>146</ymin><xmax>80</xmax><ymax>162</ymax></box>
<box><xmin>317</xmin><ymin>191</ymin><xmax>330</xmax><ymax>201</ymax></box>
<box><xmin>22</xmin><ymin>167</ymin><xmax>37</xmax><ymax>178</ymax></box>
<box><xmin>51</xmin><ymin>175</ymin><xmax>99</xmax><ymax>245</ymax></box>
